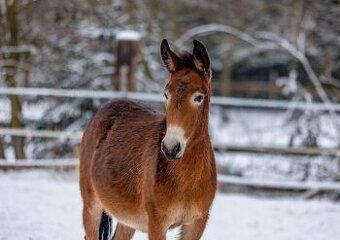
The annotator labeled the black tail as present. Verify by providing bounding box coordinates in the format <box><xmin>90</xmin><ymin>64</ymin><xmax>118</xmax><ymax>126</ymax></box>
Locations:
<box><xmin>99</xmin><ymin>211</ymin><xmax>112</xmax><ymax>240</ymax></box>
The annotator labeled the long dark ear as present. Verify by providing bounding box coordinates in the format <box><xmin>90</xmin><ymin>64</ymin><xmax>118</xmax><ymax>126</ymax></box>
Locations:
<box><xmin>160</xmin><ymin>39</ymin><xmax>179</xmax><ymax>72</ymax></box>
<box><xmin>192</xmin><ymin>40</ymin><xmax>211</xmax><ymax>77</ymax></box>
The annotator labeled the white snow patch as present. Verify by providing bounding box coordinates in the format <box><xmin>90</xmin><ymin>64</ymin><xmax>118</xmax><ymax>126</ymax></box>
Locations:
<box><xmin>77</xmin><ymin>21</ymin><xmax>116</xmax><ymax>39</ymax></box>
<box><xmin>0</xmin><ymin>98</ymin><xmax>51</xmax><ymax>122</ymax></box>
<box><xmin>0</xmin><ymin>170</ymin><xmax>339</xmax><ymax>240</ymax></box>
<box><xmin>0</xmin><ymin>98</ymin><xmax>10</xmax><ymax>122</ymax></box>
<box><xmin>116</xmin><ymin>30</ymin><xmax>141</xmax><ymax>41</ymax></box>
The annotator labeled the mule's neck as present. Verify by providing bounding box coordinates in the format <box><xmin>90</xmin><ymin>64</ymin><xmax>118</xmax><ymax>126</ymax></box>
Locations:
<box><xmin>156</xmin><ymin>98</ymin><xmax>213</xmax><ymax>184</ymax></box>
<box><xmin>189</xmin><ymin>94</ymin><xmax>211</xmax><ymax>148</ymax></box>
<box><xmin>170</xmin><ymin>95</ymin><xmax>213</xmax><ymax>181</ymax></box>
<box><xmin>182</xmin><ymin>95</ymin><xmax>211</xmax><ymax>158</ymax></box>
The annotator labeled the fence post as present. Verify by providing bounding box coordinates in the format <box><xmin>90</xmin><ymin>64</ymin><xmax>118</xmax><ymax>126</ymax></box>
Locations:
<box><xmin>0</xmin><ymin>139</ymin><xmax>4</xmax><ymax>159</ymax></box>
<box><xmin>114</xmin><ymin>30</ymin><xmax>141</xmax><ymax>92</ymax></box>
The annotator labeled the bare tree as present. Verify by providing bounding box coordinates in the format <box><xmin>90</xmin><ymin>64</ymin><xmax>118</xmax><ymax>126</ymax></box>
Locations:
<box><xmin>2</xmin><ymin>0</ymin><xmax>25</xmax><ymax>159</ymax></box>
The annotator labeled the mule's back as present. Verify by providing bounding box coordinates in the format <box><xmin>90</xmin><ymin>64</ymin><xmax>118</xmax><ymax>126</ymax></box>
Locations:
<box><xmin>81</xmin><ymin>99</ymin><xmax>163</xmax><ymax>161</ymax></box>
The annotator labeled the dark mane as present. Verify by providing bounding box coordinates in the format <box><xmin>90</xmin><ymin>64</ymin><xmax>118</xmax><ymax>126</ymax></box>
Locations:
<box><xmin>177</xmin><ymin>51</ymin><xmax>196</xmax><ymax>69</ymax></box>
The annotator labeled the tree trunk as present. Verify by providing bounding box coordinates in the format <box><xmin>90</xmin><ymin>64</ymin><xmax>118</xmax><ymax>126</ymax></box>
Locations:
<box><xmin>125</xmin><ymin>0</ymin><xmax>136</xmax><ymax>27</ymax></box>
<box><xmin>218</xmin><ymin>53</ymin><xmax>233</xmax><ymax>96</ymax></box>
<box><xmin>4</xmin><ymin>0</ymin><xmax>26</xmax><ymax>159</ymax></box>
<box><xmin>0</xmin><ymin>139</ymin><xmax>5</xmax><ymax>159</ymax></box>
<box><xmin>290</xmin><ymin>0</ymin><xmax>305</xmax><ymax>46</ymax></box>
<box><xmin>170</xmin><ymin>0</ymin><xmax>179</xmax><ymax>40</ymax></box>
<box><xmin>148</xmin><ymin>0</ymin><xmax>162</xmax><ymax>37</ymax></box>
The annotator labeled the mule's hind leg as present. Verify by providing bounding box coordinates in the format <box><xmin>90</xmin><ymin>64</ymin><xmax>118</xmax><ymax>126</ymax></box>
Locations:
<box><xmin>112</xmin><ymin>223</ymin><xmax>135</xmax><ymax>240</ymax></box>
<box><xmin>83</xmin><ymin>201</ymin><xmax>102</xmax><ymax>240</ymax></box>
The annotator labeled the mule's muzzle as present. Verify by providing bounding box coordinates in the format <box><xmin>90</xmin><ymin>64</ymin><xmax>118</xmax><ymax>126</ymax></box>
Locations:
<box><xmin>161</xmin><ymin>141</ymin><xmax>183</xmax><ymax>161</ymax></box>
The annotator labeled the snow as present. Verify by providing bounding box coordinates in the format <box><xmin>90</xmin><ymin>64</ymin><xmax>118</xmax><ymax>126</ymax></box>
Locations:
<box><xmin>116</xmin><ymin>30</ymin><xmax>141</xmax><ymax>41</ymax></box>
<box><xmin>0</xmin><ymin>98</ymin><xmax>51</xmax><ymax>122</ymax></box>
<box><xmin>1</xmin><ymin>170</ymin><xmax>340</xmax><ymax>240</ymax></box>
<box><xmin>77</xmin><ymin>21</ymin><xmax>116</xmax><ymax>39</ymax></box>
<box><xmin>0</xmin><ymin>98</ymin><xmax>9</xmax><ymax>122</ymax></box>
<box><xmin>210</xmin><ymin>107</ymin><xmax>339</xmax><ymax>148</ymax></box>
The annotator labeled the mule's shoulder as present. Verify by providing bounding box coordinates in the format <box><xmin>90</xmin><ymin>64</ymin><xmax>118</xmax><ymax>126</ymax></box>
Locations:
<box><xmin>89</xmin><ymin>99</ymin><xmax>162</xmax><ymax>128</ymax></box>
<box><xmin>91</xmin><ymin>99</ymin><xmax>157</xmax><ymax>119</ymax></box>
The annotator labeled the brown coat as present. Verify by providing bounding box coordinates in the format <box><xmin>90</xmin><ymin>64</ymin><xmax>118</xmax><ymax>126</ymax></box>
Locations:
<box><xmin>79</xmin><ymin>39</ymin><xmax>217</xmax><ymax>240</ymax></box>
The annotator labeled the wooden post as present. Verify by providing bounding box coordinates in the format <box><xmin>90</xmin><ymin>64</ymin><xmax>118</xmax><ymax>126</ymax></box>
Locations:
<box><xmin>114</xmin><ymin>30</ymin><xmax>140</xmax><ymax>92</ymax></box>
<box><xmin>0</xmin><ymin>139</ymin><xmax>5</xmax><ymax>159</ymax></box>
<box><xmin>4</xmin><ymin>0</ymin><xmax>26</xmax><ymax>160</ymax></box>
<box><xmin>268</xmin><ymin>70</ymin><xmax>278</xmax><ymax>99</ymax></box>
<box><xmin>219</xmin><ymin>53</ymin><xmax>233</xmax><ymax>96</ymax></box>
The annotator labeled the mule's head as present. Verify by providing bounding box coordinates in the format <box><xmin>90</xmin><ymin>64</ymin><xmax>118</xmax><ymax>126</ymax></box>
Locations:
<box><xmin>160</xmin><ymin>39</ymin><xmax>212</xmax><ymax>161</ymax></box>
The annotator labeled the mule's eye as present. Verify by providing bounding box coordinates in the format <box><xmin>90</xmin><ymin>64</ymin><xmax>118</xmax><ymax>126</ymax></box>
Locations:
<box><xmin>194</xmin><ymin>95</ymin><xmax>204</xmax><ymax>103</ymax></box>
<box><xmin>164</xmin><ymin>93</ymin><xmax>168</xmax><ymax>100</ymax></box>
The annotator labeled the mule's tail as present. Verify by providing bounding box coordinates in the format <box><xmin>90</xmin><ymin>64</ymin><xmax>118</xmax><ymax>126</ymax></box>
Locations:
<box><xmin>99</xmin><ymin>211</ymin><xmax>112</xmax><ymax>240</ymax></box>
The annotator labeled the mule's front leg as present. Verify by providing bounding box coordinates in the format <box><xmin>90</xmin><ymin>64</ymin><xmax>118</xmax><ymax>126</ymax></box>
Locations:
<box><xmin>112</xmin><ymin>223</ymin><xmax>135</xmax><ymax>240</ymax></box>
<box><xmin>146</xmin><ymin>205</ymin><xmax>167</xmax><ymax>240</ymax></box>
<box><xmin>180</xmin><ymin>214</ymin><xmax>209</xmax><ymax>240</ymax></box>
<box><xmin>147</xmin><ymin>216</ymin><xmax>167</xmax><ymax>240</ymax></box>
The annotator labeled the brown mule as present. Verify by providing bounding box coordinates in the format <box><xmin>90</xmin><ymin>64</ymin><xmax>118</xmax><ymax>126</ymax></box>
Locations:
<box><xmin>79</xmin><ymin>39</ymin><xmax>217</xmax><ymax>240</ymax></box>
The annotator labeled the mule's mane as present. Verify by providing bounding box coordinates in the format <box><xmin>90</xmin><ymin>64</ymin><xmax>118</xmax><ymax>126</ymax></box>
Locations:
<box><xmin>177</xmin><ymin>51</ymin><xmax>196</xmax><ymax>69</ymax></box>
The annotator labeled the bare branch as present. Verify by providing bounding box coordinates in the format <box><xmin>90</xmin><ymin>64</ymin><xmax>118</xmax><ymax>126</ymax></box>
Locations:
<box><xmin>175</xmin><ymin>23</ymin><xmax>340</xmax><ymax>145</ymax></box>
<box><xmin>174</xmin><ymin>23</ymin><xmax>277</xmax><ymax>49</ymax></box>
<box><xmin>255</xmin><ymin>31</ymin><xmax>340</xmax><ymax>144</ymax></box>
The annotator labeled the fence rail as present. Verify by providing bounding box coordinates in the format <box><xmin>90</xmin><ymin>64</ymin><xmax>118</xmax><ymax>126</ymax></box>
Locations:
<box><xmin>218</xmin><ymin>174</ymin><xmax>340</xmax><ymax>191</ymax></box>
<box><xmin>1</xmin><ymin>87</ymin><xmax>340</xmax><ymax>110</ymax></box>
<box><xmin>1</xmin><ymin>87</ymin><xmax>339</xmax><ymax>192</ymax></box>
<box><xmin>0</xmin><ymin>128</ymin><xmax>339</xmax><ymax>156</ymax></box>
<box><xmin>214</xmin><ymin>143</ymin><xmax>340</xmax><ymax>157</ymax></box>
<box><xmin>1</xmin><ymin>158</ymin><xmax>339</xmax><ymax>192</ymax></box>
<box><xmin>0</xmin><ymin>128</ymin><xmax>82</xmax><ymax>139</ymax></box>
<box><xmin>1</xmin><ymin>87</ymin><xmax>340</xmax><ymax>158</ymax></box>
<box><xmin>0</xmin><ymin>158</ymin><xmax>77</xmax><ymax>168</ymax></box>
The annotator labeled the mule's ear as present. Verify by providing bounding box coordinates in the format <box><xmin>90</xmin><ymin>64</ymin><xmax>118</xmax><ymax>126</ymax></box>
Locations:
<box><xmin>192</xmin><ymin>40</ymin><xmax>211</xmax><ymax>77</ymax></box>
<box><xmin>160</xmin><ymin>39</ymin><xmax>179</xmax><ymax>72</ymax></box>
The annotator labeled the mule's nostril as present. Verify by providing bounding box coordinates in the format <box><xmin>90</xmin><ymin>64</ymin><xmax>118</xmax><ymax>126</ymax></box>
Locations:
<box><xmin>161</xmin><ymin>141</ymin><xmax>182</xmax><ymax>160</ymax></box>
<box><xmin>161</xmin><ymin>141</ymin><xmax>172</xmax><ymax>159</ymax></box>
<box><xmin>161</xmin><ymin>141</ymin><xmax>166</xmax><ymax>154</ymax></box>
<box><xmin>173</xmin><ymin>142</ymin><xmax>181</xmax><ymax>155</ymax></box>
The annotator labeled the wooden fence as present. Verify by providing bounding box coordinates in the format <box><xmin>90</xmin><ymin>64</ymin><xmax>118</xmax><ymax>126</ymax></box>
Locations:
<box><xmin>1</xmin><ymin>87</ymin><xmax>340</xmax><ymax>193</ymax></box>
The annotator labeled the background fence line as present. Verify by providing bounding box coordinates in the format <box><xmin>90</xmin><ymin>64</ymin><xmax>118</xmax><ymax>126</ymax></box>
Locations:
<box><xmin>1</xmin><ymin>87</ymin><xmax>340</xmax><ymax>110</ymax></box>
<box><xmin>0</xmin><ymin>128</ymin><xmax>82</xmax><ymax>139</ymax></box>
<box><xmin>0</xmin><ymin>127</ymin><xmax>339</xmax><ymax>157</ymax></box>
<box><xmin>1</xmin><ymin>87</ymin><xmax>340</xmax><ymax>192</ymax></box>
<box><xmin>1</xmin><ymin>87</ymin><xmax>340</xmax><ymax>158</ymax></box>
<box><xmin>1</xmin><ymin>158</ymin><xmax>340</xmax><ymax>192</ymax></box>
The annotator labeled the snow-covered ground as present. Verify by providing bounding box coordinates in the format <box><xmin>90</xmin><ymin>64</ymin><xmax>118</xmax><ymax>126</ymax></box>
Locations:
<box><xmin>1</xmin><ymin>170</ymin><xmax>340</xmax><ymax>240</ymax></box>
